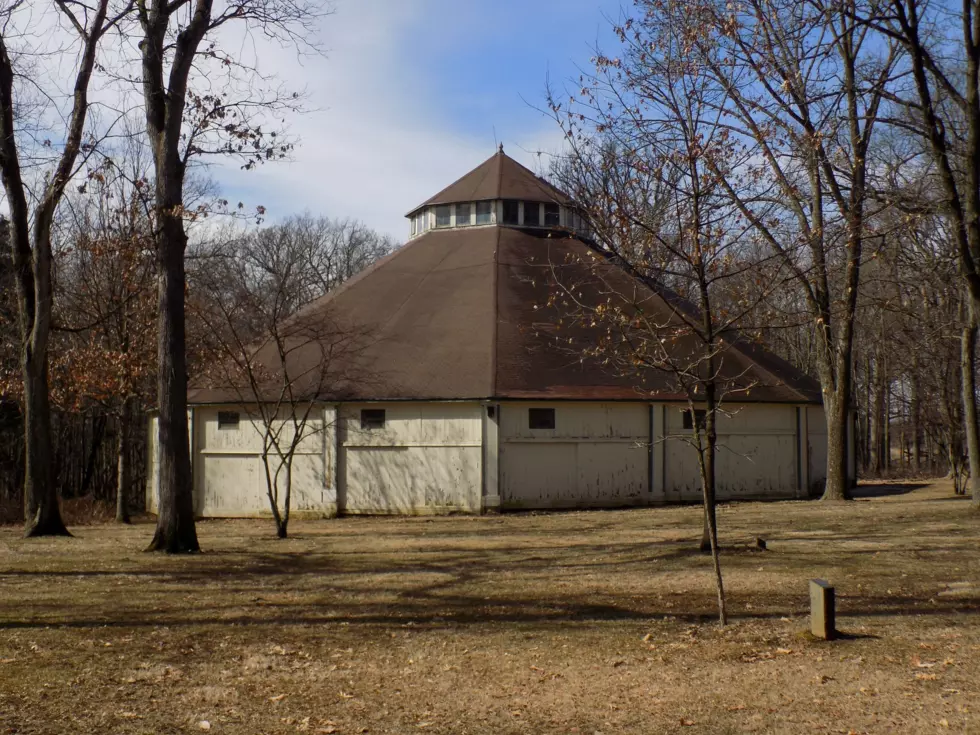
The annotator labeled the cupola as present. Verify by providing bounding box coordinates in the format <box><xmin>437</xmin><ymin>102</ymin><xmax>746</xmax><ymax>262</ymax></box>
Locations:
<box><xmin>406</xmin><ymin>145</ymin><xmax>588</xmax><ymax>239</ymax></box>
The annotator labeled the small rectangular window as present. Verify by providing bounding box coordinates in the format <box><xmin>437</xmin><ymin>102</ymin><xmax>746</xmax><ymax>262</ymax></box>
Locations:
<box><xmin>217</xmin><ymin>411</ymin><xmax>240</xmax><ymax>429</ymax></box>
<box><xmin>360</xmin><ymin>408</ymin><xmax>386</xmax><ymax>430</ymax></box>
<box><xmin>523</xmin><ymin>201</ymin><xmax>541</xmax><ymax>227</ymax></box>
<box><xmin>502</xmin><ymin>200</ymin><xmax>520</xmax><ymax>225</ymax></box>
<box><xmin>435</xmin><ymin>205</ymin><xmax>451</xmax><ymax>228</ymax></box>
<box><xmin>545</xmin><ymin>202</ymin><xmax>560</xmax><ymax>226</ymax></box>
<box><xmin>528</xmin><ymin>407</ymin><xmax>556</xmax><ymax>430</ymax></box>
<box><xmin>476</xmin><ymin>201</ymin><xmax>493</xmax><ymax>224</ymax></box>
<box><xmin>455</xmin><ymin>202</ymin><xmax>473</xmax><ymax>226</ymax></box>
<box><xmin>682</xmin><ymin>409</ymin><xmax>706</xmax><ymax>431</ymax></box>
<box><xmin>411</xmin><ymin>218</ymin><xmax>417</xmax><ymax>236</ymax></box>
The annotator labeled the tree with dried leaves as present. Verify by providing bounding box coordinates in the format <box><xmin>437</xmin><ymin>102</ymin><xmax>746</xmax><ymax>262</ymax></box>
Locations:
<box><xmin>56</xmin><ymin>143</ymin><xmax>159</xmax><ymax>524</ymax></box>
<box><xmin>548</xmin><ymin>1</ymin><xmax>792</xmax><ymax>623</ymax></box>
<box><xmin>0</xmin><ymin>0</ymin><xmax>133</xmax><ymax>536</ymax></box>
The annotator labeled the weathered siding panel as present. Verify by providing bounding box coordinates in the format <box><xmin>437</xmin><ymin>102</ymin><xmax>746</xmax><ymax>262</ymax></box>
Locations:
<box><xmin>499</xmin><ymin>403</ymin><xmax>649</xmax><ymax>508</ymax></box>
<box><xmin>145</xmin><ymin>415</ymin><xmax>159</xmax><ymax>514</ymax></box>
<box><xmin>341</xmin><ymin>403</ymin><xmax>482</xmax><ymax>514</ymax></box>
<box><xmin>501</xmin><ymin>401</ymin><xmax>648</xmax><ymax>440</ymax></box>
<box><xmin>194</xmin><ymin>406</ymin><xmax>328</xmax><ymax>518</ymax></box>
<box><xmin>807</xmin><ymin>406</ymin><xmax>829</xmax><ymax>492</ymax></box>
<box><xmin>662</xmin><ymin>404</ymin><xmax>800</xmax><ymax>501</ymax></box>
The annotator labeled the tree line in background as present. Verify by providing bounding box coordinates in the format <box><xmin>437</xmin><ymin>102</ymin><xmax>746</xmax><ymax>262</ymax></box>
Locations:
<box><xmin>0</xmin><ymin>144</ymin><xmax>396</xmax><ymax>525</ymax></box>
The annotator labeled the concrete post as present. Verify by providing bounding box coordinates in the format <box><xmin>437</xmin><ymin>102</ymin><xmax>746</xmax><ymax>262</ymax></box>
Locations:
<box><xmin>810</xmin><ymin>579</ymin><xmax>836</xmax><ymax>640</ymax></box>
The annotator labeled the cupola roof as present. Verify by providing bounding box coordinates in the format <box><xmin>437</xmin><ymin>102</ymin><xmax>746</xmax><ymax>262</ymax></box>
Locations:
<box><xmin>411</xmin><ymin>146</ymin><xmax>572</xmax><ymax>213</ymax></box>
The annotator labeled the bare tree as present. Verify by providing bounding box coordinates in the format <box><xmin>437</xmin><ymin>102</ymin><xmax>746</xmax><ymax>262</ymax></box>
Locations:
<box><xmin>548</xmin><ymin>1</ymin><xmax>795</xmax><ymax>623</ymax></box>
<box><xmin>228</xmin><ymin>214</ymin><xmax>396</xmax><ymax>314</ymax></box>
<box><xmin>0</xmin><ymin>0</ymin><xmax>132</xmax><ymax>536</ymax></box>
<box><xmin>864</xmin><ymin>0</ymin><xmax>980</xmax><ymax>508</ymax></box>
<box><xmin>192</xmin><ymin>239</ymin><xmax>368</xmax><ymax>538</ymax></box>
<box><xmin>668</xmin><ymin>0</ymin><xmax>900</xmax><ymax>500</ymax></box>
<box><xmin>132</xmin><ymin>0</ymin><xmax>325</xmax><ymax>552</ymax></box>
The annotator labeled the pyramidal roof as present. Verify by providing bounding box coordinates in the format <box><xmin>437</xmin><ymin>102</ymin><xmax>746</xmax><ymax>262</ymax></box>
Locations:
<box><xmin>412</xmin><ymin>145</ymin><xmax>572</xmax><ymax>212</ymax></box>
<box><xmin>190</xmin><ymin>152</ymin><xmax>822</xmax><ymax>405</ymax></box>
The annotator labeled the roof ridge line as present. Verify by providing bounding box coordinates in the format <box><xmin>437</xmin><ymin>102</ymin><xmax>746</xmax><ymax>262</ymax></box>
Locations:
<box><xmin>581</xmin><ymin>241</ymin><xmax>819</xmax><ymax>403</ymax></box>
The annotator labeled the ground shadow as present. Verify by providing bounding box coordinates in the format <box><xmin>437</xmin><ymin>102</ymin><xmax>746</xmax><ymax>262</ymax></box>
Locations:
<box><xmin>850</xmin><ymin>482</ymin><xmax>928</xmax><ymax>499</ymax></box>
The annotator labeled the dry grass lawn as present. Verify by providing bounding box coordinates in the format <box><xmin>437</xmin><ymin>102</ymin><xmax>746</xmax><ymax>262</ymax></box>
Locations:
<box><xmin>1</xmin><ymin>480</ymin><xmax>979</xmax><ymax>734</ymax></box>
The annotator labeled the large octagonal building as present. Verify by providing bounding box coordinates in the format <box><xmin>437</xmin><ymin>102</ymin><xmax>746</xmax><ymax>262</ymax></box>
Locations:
<box><xmin>147</xmin><ymin>148</ymin><xmax>851</xmax><ymax>517</ymax></box>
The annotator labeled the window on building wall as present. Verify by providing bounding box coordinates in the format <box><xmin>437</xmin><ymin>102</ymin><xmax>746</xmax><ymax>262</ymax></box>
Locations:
<box><xmin>528</xmin><ymin>407</ymin><xmax>556</xmax><ymax>430</ymax></box>
<box><xmin>360</xmin><ymin>409</ymin><xmax>386</xmax><ymax>430</ymax></box>
<box><xmin>416</xmin><ymin>212</ymin><xmax>425</xmax><ymax>233</ymax></box>
<box><xmin>476</xmin><ymin>201</ymin><xmax>493</xmax><ymax>224</ymax></box>
<box><xmin>411</xmin><ymin>217</ymin><xmax>417</xmax><ymax>236</ymax></box>
<box><xmin>435</xmin><ymin>205</ymin><xmax>451</xmax><ymax>228</ymax></box>
<box><xmin>502</xmin><ymin>200</ymin><xmax>520</xmax><ymax>225</ymax></box>
<box><xmin>523</xmin><ymin>201</ymin><xmax>541</xmax><ymax>226</ymax></box>
<box><xmin>682</xmin><ymin>409</ymin><xmax>706</xmax><ymax>431</ymax></box>
<box><xmin>456</xmin><ymin>202</ymin><xmax>473</xmax><ymax>226</ymax></box>
<box><xmin>218</xmin><ymin>411</ymin><xmax>240</xmax><ymax>429</ymax></box>
<box><xmin>545</xmin><ymin>202</ymin><xmax>560</xmax><ymax>226</ymax></box>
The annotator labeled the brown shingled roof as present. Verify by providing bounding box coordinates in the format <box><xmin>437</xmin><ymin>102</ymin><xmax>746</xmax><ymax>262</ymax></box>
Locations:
<box><xmin>190</xmin><ymin>225</ymin><xmax>821</xmax><ymax>405</ymax></box>
<box><xmin>410</xmin><ymin>147</ymin><xmax>572</xmax><ymax>213</ymax></box>
<box><xmin>190</xmin><ymin>150</ymin><xmax>820</xmax><ymax>405</ymax></box>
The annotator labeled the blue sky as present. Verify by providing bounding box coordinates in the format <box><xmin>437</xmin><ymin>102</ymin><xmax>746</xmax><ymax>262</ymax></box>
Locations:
<box><xmin>213</xmin><ymin>0</ymin><xmax>623</xmax><ymax>238</ymax></box>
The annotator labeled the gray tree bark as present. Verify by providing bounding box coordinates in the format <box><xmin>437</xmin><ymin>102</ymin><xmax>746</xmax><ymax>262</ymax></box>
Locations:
<box><xmin>961</xmin><ymin>302</ymin><xmax>980</xmax><ymax>506</ymax></box>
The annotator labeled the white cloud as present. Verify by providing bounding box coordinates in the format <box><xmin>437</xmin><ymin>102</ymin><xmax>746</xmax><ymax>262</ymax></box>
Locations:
<box><xmin>209</xmin><ymin>0</ymin><xmax>568</xmax><ymax>240</ymax></box>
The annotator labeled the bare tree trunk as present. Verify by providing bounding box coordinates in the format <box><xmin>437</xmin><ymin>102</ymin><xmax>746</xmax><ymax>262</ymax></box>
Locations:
<box><xmin>280</xmin><ymin>460</ymin><xmax>291</xmax><ymax>539</ymax></box>
<box><xmin>961</xmin><ymin>302</ymin><xmax>980</xmax><ymax>509</ymax></box>
<box><xmin>822</xmin><ymin>389</ymin><xmax>851</xmax><ymax>501</ymax></box>
<box><xmin>0</xmin><ymin>45</ymin><xmax>68</xmax><ymax>539</ymax></box>
<box><xmin>863</xmin><ymin>355</ymin><xmax>872</xmax><ymax>472</ymax></box>
<box><xmin>911</xmin><ymin>359</ymin><xmax>921</xmax><ymax>471</ymax></box>
<box><xmin>22</xmin><ymin>356</ymin><xmax>68</xmax><ymax>537</ymax></box>
<box><xmin>116</xmin><ymin>396</ymin><xmax>133</xmax><ymax>524</ymax></box>
<box><xmin>883</xmin><ymin>381</ymin><xmax>891</xmax><ymax>474</ymax></box>
<box><xmin>870</xmin><ymin>361</ymin><xmax>883</xmax><ymax>475</ymax></box>
<box><xmin>698</xmin><ymin>394</ymin><xmax>726</xmax><ymax>626</ymax></box>
<box><xmin>146</xmin><ymin>220</ymin><xmax>198</xmax><ymax>552</ymax></box>
<box><xmin>262</xmin><ymin>451</ymin><xmax>287</xmax><ymax>539</ymax></box>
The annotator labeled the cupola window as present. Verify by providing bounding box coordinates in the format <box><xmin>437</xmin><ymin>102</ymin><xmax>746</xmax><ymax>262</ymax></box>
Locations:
<box><xmin>435</xmin><ymin>205</ymin><xmax>451</xmax><ymax>228</ymax></box>
<box><xmin>502</xmin><ymin>200</ymin><xmax>520</xmax><ymax>225</ymax></box>
<box><xmin>456</xmin><ymin>202</ymin><xmax>473</xmax><ymax>226</ymax></box>
<box><xmin>545</xmin><ymin>203</ymin><xmax>560</xmax><ymax>227</ymax></box>
<box><xmin>523</xmin><ymin>201</ymin><xmax>541</xmax><ymax>227</ymax></box>
<box><xmin>476</xmin><ymin>201</ymin><xmax>493</xmax><ymax>225</ymax></box>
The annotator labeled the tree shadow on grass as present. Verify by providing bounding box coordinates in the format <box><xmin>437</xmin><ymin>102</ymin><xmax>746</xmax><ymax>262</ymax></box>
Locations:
<box><xmin>850</xmin><ymin>483</ymin><xmax>929</xmax><ymax>499</ymax></box>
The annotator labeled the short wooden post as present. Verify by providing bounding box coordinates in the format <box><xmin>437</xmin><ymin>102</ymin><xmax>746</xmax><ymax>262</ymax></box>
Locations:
<box><xmin>810</xmin><ymin>579</ymin><xmax>836</xmax><ymax>640</ymax></box>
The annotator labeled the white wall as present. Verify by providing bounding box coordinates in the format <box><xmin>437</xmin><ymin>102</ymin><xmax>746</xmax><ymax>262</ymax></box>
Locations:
<box><xmin>337</xmin><ymin>402</ymin><xmax>483</xmax><ymax>513</ymax></box>
<box><xmin>193</xmin><ymin>406</ymin><xmax>330</xmax><ymax>518</ymax></box>
<box><xmin>662</xmin><ymin>404</ymin><xmax>802</xmax><ymax>501</ymax></box>
<box><xmin>146</xmin><ymin>400</ymin><xmax>830</xmax><ymax>518</ymax></box>
<box><xmin>145</xmin><ymin>415</ymin><xmax>159</xmax><ymax>514</ymax></box>
<box><xmin>499</xmin><ymin>402</ymin><xmax>650</xmax><ymax>509</ymax></box>
<box><xmin>807</xmin><ymin>405</ymin><xmax>829</xmax><ymax>493</ymax></box>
